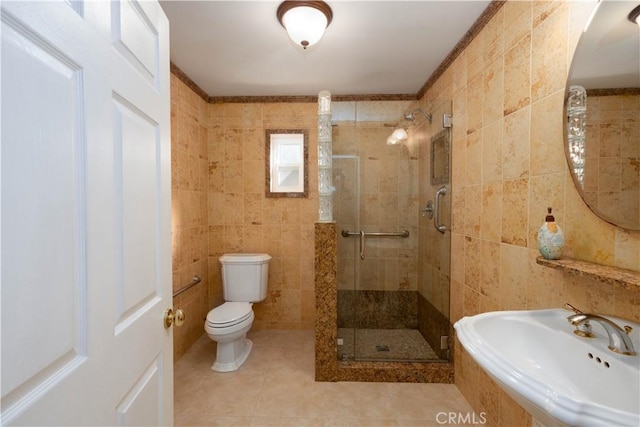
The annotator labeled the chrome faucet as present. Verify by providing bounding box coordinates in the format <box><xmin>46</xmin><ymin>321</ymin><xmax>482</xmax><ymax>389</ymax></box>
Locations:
<box><xmin>567</xmin><ymin>313</ymin><xmax>637</xmax><ymax>356</ymax></box>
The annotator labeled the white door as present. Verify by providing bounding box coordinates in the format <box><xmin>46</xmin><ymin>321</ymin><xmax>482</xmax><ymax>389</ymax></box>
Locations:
<box><xmin>1</xmin><ymin>1</ymin><xmax>172</xmax><ymax>425</ymax></box>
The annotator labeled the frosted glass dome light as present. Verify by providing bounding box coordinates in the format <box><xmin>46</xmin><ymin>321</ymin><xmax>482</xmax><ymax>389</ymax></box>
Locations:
<box><xmin>387</xmin><ymin>128</ymin><xmax>408</xmax><ymax>145</ymax></box>
<box><xmin>277</xmin><ymin>1</ymin><xmax>333</xmax><ymax>50</ymax></box>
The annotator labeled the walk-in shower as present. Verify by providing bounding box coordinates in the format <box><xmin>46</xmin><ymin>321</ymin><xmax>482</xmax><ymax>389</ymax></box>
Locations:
<box><xmin>331</xmin><ymin>101</ymin><xmax>453</xmax><ymax>365</ymax></box>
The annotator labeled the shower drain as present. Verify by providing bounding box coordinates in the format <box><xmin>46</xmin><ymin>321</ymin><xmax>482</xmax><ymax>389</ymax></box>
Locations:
<box><xmin>376</xmin><ymin>345</ymin><xmax>390</xmax><ymax>352</ymax></box>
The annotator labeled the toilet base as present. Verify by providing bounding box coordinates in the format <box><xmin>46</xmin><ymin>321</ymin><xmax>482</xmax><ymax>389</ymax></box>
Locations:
<box><xmin>212</xmin><ymin>338</ymin><xmax>253</xmax><ymax>372</ymax></box>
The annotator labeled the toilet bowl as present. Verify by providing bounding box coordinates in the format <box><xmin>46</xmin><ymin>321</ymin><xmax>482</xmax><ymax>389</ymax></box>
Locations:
<box><xmin>205</xmin><ymin>302</ymin><xmax>255</xmax><ymax>372</ymax></box>
<box><xmin>204</xmin><ymin>253</ymin><xmax>271</xmax><ymax>372</ymax></box>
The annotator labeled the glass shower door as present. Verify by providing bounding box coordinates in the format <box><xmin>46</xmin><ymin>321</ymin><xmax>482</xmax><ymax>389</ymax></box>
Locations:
<box><xmin>333</xmin><ymin>101</ymin><xmax>452</xmax><ymax>363</ymax></box>
<box><xmin>333</xmin><ymin>155</ymin><xmax>359</xmax><ymax>361</ymax></box>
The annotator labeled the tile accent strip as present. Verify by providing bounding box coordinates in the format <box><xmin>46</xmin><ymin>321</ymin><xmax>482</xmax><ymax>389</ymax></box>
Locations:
<box><xmin>170</xmin><ymin>62</ymin><xmax>209</xmax><ymax>102</ymax></box>
<box><xmin>209</xmin><ymin>94</ymin><xmax>416</xmax><ymax>104</ymax></box>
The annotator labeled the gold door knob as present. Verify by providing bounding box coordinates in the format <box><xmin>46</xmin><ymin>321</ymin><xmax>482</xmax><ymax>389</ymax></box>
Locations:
<box><xmin>164</xmin><ymin>308</ymin><xmax>186</xmax><ymax>328</ymax></box>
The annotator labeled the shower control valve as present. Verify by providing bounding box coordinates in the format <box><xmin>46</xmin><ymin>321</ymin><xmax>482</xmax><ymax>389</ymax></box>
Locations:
<box><xmin>422</xmin><ymin>201</ymin><xmax>434</xmax><ymax>219</ymax></box>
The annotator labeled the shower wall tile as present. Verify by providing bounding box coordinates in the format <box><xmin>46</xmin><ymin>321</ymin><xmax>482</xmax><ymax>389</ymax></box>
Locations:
<box><xmin>482</xmin><ymin>7</ymin><xmax>504</xmax><ymax>65</ymax></box>
<box><xmin>481</xmin><ymin>120</ymin><xmax>503</xmax><ymax>183</ymax></box>
<box><xmin>466</xmin><ymin>76</ymin><xmax>483</xmax><ymax>135</ymax></box>
<box><xmin>482</xmin><ymin>58</ymin><xmax>504</xmax><ymax>126</ymax></box>
<box><xmin>171</xmin><ymin>74</ymin><xmax>210</xmax><ymax>361</ymax></box>
<box><xmin>355</xmin><ymin>100</ymin><xmax>411</xmax><ymax>123</ymax></box>
<box><xmin>481</xmin><ymin>181</ymin><xmax>502</xmax><ymax>243</ymax></box>
<box><xmin>465</xmin><ymin>131</ymin><xmax>482</xmax><ymax>185</ymax></box>
<box><xmin>530</xmin><ymin>3</ymin><xmax>568</xmax><ymax>103</ymax></box>
<box><xmin>502</xmin><ymin>107</ymin><xmax>530</xmax><ymax>180</ymax></box>
<box><xmin>501</xmin><ymin>177</ymin><xmax>529</xmax><ymax>247</ymax></box>
<box><xmin>466</xmin><ymin>33</ymin><xmax>484</xmax><ymax>84</ymax></box>
<box><xmin>463</xmin><ymin>185</ymin><xmax>482</xmax><ymax>238</ymax></box>
<box><xmin>530</xmin><ymin>91</ymin><xmax>566</xmax><ymax>176</ymax></box>
<box><xmin>503</xmin><ymin>34</ymin><xmax>531</xmax><ymax>117</ymax></box>
<box><xmin>422</xmin><ymin>1</ymin><xmax>639</xmax><ymax>424</ymax></box>
<box><xmin>417</xmin><ymin>293</ymin><xmax>450</xmax><ymax>360</ymax></box>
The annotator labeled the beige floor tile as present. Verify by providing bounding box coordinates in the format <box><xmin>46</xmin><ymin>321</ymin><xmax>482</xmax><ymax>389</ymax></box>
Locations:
<box><xmin>174</xmin><ymin>331</ymin><xmax>472</xmax><ymax>427</ymax></box>
<box><xmin>321</xmin><ymin>381</ymin><xmax>397</xmax><ymax>419</ymax></box>
<box><xmin>253</xmin><ymin>373</ymin><xmax>330</xmax><ymax>418</ymax></box>
<box><xmin>324</xmin><ymin>419</ymin><xmax>400</xmax><ymax>427</ymax></box>
<box><xmin>175</xmin><ymin>413</ymin><xmax>252</xmax><ymax>427</ymax></box>
<box><xmin>249</xmin><ymin>416</ymin><xmax>325</xmax><ymax>426</ymax></box>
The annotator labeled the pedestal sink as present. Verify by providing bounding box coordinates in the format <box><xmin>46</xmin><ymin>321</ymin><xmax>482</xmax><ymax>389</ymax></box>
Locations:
<box><xmin>454</xmin><ymin>309</ymin><xmax>640</xmax><ymax>427</ymax></box>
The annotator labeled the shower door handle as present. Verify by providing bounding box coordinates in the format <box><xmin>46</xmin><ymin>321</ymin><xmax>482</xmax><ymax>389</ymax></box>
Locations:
<box><xmin>434</xmin><ymin>185</ymin><xmax>447</xmax><ymax>234</ymax></box>
<box><xmin>340</xmin><ymin>229</ymin><xmax>409</xmax><ymax>260</ymax></box>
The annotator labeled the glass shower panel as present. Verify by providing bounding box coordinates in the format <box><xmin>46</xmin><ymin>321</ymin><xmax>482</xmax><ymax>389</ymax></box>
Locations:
<box><xmin>333</xmin><ymin>155</ymin><xmax>359</xmax><ymax>361</ymax></box>
<box><xmin>333</xmin><ymin>101</ymin><xmax>452</xmax><ymax>363</ymax></box>
<box><xmin>353</xmin><ymin>124</ymin><xmax>430</xmax><ymax>362</ymax></box>
<box><xmin>417</xmin><ymin>100</ymin><xmax>452</xmax><ymax>361</ymax></box>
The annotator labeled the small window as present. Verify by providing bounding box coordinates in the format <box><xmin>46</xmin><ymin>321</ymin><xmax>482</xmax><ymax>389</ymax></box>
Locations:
<box><xmin>266</xmin><ymin>129</ymin><xmax>308</xmax><ymax>198</ymax></box>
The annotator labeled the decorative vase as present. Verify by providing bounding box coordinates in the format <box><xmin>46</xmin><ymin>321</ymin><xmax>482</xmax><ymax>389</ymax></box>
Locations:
<box><xmin>537</xmin><ymin>207</ymin><xmax>565</xmax><ymax>260</ymax></box>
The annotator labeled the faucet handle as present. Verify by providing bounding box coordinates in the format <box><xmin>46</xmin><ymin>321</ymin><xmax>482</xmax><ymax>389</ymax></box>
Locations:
<box><xmin>624</xmin><ymin>325</ymin><xmax>633</xmax><ymax>335</ymax></box>
<box><xmin>564</xmin><ymin>303</ymin><xmax>584</xmax><ymax>314</ymax></box>
<box><xmin>565</xmin><ymin>303</ymin><xmax>595</xmax><ymax>338</ymax></box>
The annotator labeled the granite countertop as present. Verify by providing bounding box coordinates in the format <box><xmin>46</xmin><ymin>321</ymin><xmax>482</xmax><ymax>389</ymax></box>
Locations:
<box><xmin>536</xmin><ymin>256</ymin><xmax>640</xmax><ymax>292</ymax></box>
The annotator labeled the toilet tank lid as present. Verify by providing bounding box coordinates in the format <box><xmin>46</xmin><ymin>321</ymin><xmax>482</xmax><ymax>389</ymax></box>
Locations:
<box><xmin>219</xmin><ymin>253</ymin><xmax>271</xmax><ymax>264</ymax></box>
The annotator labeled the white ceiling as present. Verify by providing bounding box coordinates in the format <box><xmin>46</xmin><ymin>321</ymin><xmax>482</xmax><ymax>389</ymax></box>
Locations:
<box><xmin>160</xmin><ymin>1</ymin><xmax>492</xmax><ymax>98</ymax></box>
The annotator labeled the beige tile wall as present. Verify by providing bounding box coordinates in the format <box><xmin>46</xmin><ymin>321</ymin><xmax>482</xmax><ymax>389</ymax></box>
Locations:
<box><xmin>171</xmin><ymin>74</ymin><xmax>210</xmax><ymax>361</ymax></box>
<box><xmin>207</xmin><ymin>103</ymin><xmax>319</xmax><ymax>330</ymax></box>
<box><xmin>416</xmin><ymin>1</ymin><xmax>640</xmax><ymax>425</ymax></box>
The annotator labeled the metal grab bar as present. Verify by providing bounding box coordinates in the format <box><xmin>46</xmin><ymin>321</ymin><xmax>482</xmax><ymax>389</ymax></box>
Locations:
<box><xmin>173</xmin><ymin>275</ymin><xmax>202</xmax><ymax>298</ymax></box>
<box><xmin>434</xmin><ymin>185</ymin><xmax>447</xmax><ymax>234</ymax></box>
<box><xmin>341</xmin><ymin>230</ymin><xmax>410</xmax><ymax>238</ymax></box>
<box><xmin>341</xmin><ymin>229</ymin><xmax>410</xmax><ymax>260</ymax></box>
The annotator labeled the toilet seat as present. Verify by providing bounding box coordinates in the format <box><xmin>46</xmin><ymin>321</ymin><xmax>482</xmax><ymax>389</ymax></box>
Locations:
<box><xmin>206</xmin><ymin>302</ymin><xmax>253</xmax><ymax>328</ymax></box>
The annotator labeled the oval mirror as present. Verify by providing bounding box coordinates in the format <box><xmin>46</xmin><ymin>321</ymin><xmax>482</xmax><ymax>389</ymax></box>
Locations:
<box><xmin>565</xmin><ymin>0</ymin><xmax>640</xmax><ymax>230</ymax></box>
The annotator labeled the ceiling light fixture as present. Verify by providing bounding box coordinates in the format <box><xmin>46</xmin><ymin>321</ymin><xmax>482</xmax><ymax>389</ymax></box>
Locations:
<box><xmin>277</xmin><ymin>1</ymin><xmax>333</xmax><ymax>50</ymax></box>
<box><xmin>386</xmin><ymin>109</ymin><xmax>434</xmax><ymax>145</ymax></box>
<box><xmin>629</xmin><ymin>5</ymin><xmax>640</xmax><ymax>25</ymax></box>
<box><xmin>386</xmin><ymin>128</ymin><xmax>408</xmax><ymax>145</ymax></box>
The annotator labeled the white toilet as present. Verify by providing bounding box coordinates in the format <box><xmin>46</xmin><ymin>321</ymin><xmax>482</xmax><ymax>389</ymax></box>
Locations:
<box><xmin>204</xmin><ymin>253</ymin><xmax>271</xmax><ymax>372</ymax></box>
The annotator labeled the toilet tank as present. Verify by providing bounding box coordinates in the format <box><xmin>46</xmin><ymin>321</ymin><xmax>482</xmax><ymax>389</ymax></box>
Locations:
<box><xmin>219</xmin><ymin>253</ymin><xmax>271</xmax><ymax>302</ymax></box>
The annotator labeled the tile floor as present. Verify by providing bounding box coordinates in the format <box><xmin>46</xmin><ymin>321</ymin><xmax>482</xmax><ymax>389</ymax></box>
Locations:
<box><xmin>174</xmin><ymin>330</ymin><xmax>475</xmax><ymax>426</ymax></box>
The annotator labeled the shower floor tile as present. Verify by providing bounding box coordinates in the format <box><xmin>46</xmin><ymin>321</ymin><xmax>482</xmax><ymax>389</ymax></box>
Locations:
<box><xmin>338</xmin><ymin>328</ymin><xmax>440</xmax><ymax>361</ymax></box>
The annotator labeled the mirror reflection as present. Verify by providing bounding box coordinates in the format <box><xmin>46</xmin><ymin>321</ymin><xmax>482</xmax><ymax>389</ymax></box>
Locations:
<box><xmin>565</xmin><ymin>0</ymin><xmax>640</xmax><ymax>230</ymax></box>
<box><xmin>265</xmin><ymin>129</ymin><xmax>308</xmax><ymax>198</ymax></box>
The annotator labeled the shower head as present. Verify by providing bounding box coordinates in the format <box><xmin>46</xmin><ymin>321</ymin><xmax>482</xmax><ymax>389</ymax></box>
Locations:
<box><xmin>404</xmin><ymin>109</ymin><xmax>432</xmax><ymax>124</ymax></box>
